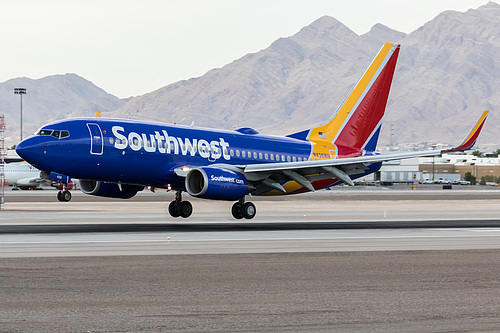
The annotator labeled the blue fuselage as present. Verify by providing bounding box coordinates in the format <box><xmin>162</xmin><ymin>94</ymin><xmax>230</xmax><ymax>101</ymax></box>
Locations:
<box><xmin>16</xmin><ymin>118</ymin><xmax>383</xmax><ymax>193</ymax></box>
<box><xmin>17</xmin><ymin>118</ymin><xmax>311</xmax><ymax>187</ymax></box>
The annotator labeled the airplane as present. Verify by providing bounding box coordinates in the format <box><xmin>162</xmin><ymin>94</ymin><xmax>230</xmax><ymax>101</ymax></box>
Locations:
<box><xmin>3</xmin><ymin>162</ymin><xmax>76</xmax><ymax>200</ymax></box>
<box><xmin>15</xmin><ymin>42</ymin><xmax>489</xmax><ymax>219</ymax></box>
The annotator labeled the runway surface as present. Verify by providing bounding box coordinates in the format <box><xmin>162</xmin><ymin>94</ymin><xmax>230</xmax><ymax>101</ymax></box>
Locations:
<box><xmin>1</xmin><ymin>188</ymin><xmax>500</xmax><ymax>332</ymax></box>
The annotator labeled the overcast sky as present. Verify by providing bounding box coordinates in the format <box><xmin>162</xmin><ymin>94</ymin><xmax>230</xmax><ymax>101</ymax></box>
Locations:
<box><xmin>0</xmin><ymin>0</ymin><xmax>489</xmax><ymax>98</ymax></box>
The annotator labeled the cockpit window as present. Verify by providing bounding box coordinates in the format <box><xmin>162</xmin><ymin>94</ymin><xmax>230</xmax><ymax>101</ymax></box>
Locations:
<box><xmin>36</xmin><ymin>129</ymin><xmax>70</xmax><ymax>139</ymax></box>
<box><xmin>37</xmin><ymin>129</ymin><xmax>54</xmax><ymax>136</ymax></box>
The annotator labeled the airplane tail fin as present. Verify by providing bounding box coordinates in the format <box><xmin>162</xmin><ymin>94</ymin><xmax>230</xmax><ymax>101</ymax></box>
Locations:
<box><xmin>444</xmin><ymin>110</ymin><xmax>489</xmax><ymax>152</ymax></box>
<box><xmin>288</xmin><ymin>43</ymin><xmax>400</xmax><ymax>159</ymax></box>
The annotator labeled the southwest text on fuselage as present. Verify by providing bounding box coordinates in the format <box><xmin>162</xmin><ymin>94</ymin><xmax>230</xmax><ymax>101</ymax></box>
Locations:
<box><xmin>112</xmin><ymin>126</ymin><xmax>231</xmax><ymax>161</ymax></box>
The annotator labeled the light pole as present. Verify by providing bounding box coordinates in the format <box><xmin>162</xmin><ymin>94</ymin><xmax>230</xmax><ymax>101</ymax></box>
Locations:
<box><xmin>14</xmin><ymin>87</ymin><xmax>26</xmax><ymax>142</ymax></box>
<box><xmin>431</xmin><ymin>144</ymin><xmax>437</xmax><ymax>182</ymax></box>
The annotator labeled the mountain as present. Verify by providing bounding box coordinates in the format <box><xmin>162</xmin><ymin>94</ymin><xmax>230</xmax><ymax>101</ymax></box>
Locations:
<box><xmin>107</xmin><ymin>16</ymin><xmax>385</xmax><ymax>133</ymax></box>
<box><xmin>1</xmin><ymin>3</ymin><xmax>499</xmax><ymax>151</ymax></box>
<box><xmin>387</xmin><ymin>2</ymin><xmax>500</xmax><ymax>149</ymax></box>
<box><xmin>0</xmin><ymin>74</ymin><xmax>124</xmax><ymax>145</ymax></box>
<box><xmin>106</xmin><ymin>2</ymin><xmax>499</xmax><ymax>151</ymax></box>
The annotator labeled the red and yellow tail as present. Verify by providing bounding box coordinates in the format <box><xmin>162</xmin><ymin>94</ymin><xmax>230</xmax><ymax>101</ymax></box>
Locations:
<box><xmin>290</xmin><ymin>43</ymin><xmax>400</xmax><ymax>160</ymax></box>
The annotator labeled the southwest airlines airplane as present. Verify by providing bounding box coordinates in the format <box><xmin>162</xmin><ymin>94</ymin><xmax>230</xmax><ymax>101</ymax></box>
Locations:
<box><xmin>15</xmin><ymin>43</ymin><xmax>488</xmax><ymax>219</ymax></box>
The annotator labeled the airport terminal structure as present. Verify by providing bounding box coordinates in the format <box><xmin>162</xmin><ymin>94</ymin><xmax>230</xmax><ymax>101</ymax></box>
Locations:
<box><xmin>358</xmin><ymin>153</ymin><xmax>500</xmax><ymax>185</ymax></box>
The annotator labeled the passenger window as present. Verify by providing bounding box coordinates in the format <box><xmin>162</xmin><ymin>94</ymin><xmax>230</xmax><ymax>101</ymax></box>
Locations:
<box><xmin>242</xmin><ymin>151</ymin><xmax>246</xmax><ymax>158</ymax></box>
<box><xmin>287</xmin><ymin>156</ymin><xmax>291</xmax><ymax>162</ymax></box>
<box><xmin>281</xmin><ymin>155</ymin><xmax>286</xmax><ymax>162</ymax></box>
<box><xmin>264</xmin><ymin>153</ymin><xmax>268</xmax><ymax>160</ymax></box>
<box><xmin>292</xmin><ymin>156</ymin><xmax>297</xmax><ymax>162</ymax></box>
<box><xmin>258</xmin><ymin>152</ymin><xmax>263</xmax><ymax>159</ymax></box>
<box><xmin>230</xmin><ymin>149</ymin><xmax>234</xmax><ymax>157</ymax></box>
<box><xmin>253</xmin><ymin>152</ymin><xmax>257</xmax><ymax>159</ymax></box>
<box><xmin>109</xmin><ymin>137</ymin><xmax>114</xmax><ymax>144</ymax></box>
<box><xmin>236</xmin><ymin>150</ymin><xmax>240</xmax><ymax>157</ymax></box>
<box><xmin>270</xmin><ymin>154</ymin><xmax>274</xmax><ymax>161</ymax></box>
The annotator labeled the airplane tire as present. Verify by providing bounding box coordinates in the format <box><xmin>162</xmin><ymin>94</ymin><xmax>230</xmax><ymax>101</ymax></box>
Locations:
<box><xmin>168</xmin><ymin>201</ymin><xmax>180</xmax><ymax>218</ymax></box>
<box><xmin>231</xmin><ymin>202</ymin><xmax>244</xmax><ymax>219</ymax></box>
<box><xmin>57</xmin><ymin>191</ymin><xmax>64</xmax><ymax>202</ymax></box>
<box><xmin>242</xmin><ymin>202</ymin><xmax>256</xmax><ymax>219</ymax></box>
<box><xmin>179</xmin><ymin>201</ymin><xmax>193</xmax><ymax>218</ymax></box>
<box><xmin>62</xmin><ymin>190</ymin><xmax>72</xmax><ymax>202</ymax></box>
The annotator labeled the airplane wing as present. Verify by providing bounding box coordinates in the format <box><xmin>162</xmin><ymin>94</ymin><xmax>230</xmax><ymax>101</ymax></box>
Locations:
<box><xmin>444</xmin><ymin>110</ymin><xmax>488</xmax><ymax>152</ymax></box>
<box><xmin>240</xmin><ymin>150</ymin><xmax>441</xmax><ymax>192</ymax></box>
<box><xmin>174</xmin><ymin>150</ymin><xmax>440</xmax><ymax>192</ymax></box>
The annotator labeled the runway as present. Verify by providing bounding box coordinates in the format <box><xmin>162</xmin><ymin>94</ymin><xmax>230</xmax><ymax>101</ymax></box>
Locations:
<box><xmin>2</xmin><ymin>188</ymin><xmax>500</xmax><ymax>258</ymax></box>
<box><xmin>1</xmin><ymin>188</ymin><xmax>500</xmax><ymax>332</ymax></box>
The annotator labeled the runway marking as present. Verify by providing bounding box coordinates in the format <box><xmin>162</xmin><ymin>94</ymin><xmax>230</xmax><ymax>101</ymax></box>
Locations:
<box><xmin>2</xmin><ymin>232</ymin><xmax>500</xmax><ymax>245</ymax></box>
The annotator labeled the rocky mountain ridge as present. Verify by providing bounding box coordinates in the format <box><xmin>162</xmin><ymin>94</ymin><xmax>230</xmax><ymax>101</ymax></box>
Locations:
<box><xmin>1</xmin><ymin>2</ymin><xmax>498</xmax><ymax>151</ymax></box>
<box><xmin>108</xmin><ymin>2</ymin><xmax>500</xmax><ymax>150</ymax></box>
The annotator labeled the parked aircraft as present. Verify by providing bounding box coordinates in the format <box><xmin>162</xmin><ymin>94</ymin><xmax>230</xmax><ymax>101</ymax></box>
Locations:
<box><xmin>3</xmin><ymin>162</ymin><xmax>76</xmax><ymax>201</ymax></box>
<box><xmin>15</xmin><ymin>43</ymin><xmax>488</xmax><ymax>219</ymax></box>
<box><xmin>4</xmin><ymin>162</ymin><xmax>40</xmax><ymax>189</ymax></box>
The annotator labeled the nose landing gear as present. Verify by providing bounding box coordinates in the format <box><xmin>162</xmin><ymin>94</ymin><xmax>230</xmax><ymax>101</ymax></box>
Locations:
<box><xmin>57</xmin><ymin>183</ymin><xmax>72</xmax><ymax>202</ymax></box>
<box><xmin>57</xmin><ymin>190</ymin><xmax>72</xmax><ymax>202</ymax></box>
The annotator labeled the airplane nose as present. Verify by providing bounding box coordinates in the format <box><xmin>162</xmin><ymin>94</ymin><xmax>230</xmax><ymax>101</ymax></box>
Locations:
<box><xmin>15</xmin><ymin>137</ymin><xmax>40</xmax><ymax>163</ymax></box>
<box><xmin>15</xmin><ymin>139</ymin><xmax>29</xmax><ymax>160</ymax></box>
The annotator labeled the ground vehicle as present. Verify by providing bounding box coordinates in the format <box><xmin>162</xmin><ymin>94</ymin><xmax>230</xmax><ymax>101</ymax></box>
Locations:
<box><xmin>436</xmin><ymin>178</ymin><xmax>451</xmax><ymax>184</ymax></box>
<box><xmin>452</xmin><ymin>178</ymin><xmax>471</xmax><ymax>185</ymax></box>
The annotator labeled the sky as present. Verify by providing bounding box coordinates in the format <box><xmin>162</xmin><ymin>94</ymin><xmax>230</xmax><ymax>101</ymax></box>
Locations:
<box><xmin>0</xmin><ymin>0</ymin><xmax>489</xmax><ymax>98</ymax></box>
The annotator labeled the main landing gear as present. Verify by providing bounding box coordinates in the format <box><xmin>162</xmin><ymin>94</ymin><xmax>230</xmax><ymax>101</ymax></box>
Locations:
<box><xmin>231</xmin><ymin>198</ymin><xmax>256</xmax><ymax>219</ymax></box>
<box><xmin>167</xmin><ymin>191</ymin><xmax>256</xmax><ymax>219</ymax></box>
<box><xmin>168</xmin><ymin>191</ymin><xmax>193</xmax><ymax>218</ymax></box>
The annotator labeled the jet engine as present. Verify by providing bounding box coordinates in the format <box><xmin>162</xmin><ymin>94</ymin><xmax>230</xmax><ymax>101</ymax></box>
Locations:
<box><xmin>185</xmin><ymin>167</ymin><xmax>248</xmax><ymax>200</ymax></box>
<box><xmin>79</xmin><ymin>180</ymin><xmax>143</xmax><ymax>199</ymax></box>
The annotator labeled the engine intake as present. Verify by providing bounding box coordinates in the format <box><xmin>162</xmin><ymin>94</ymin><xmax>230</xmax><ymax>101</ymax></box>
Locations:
<box><xmin>185</xmin><ymin>167</ymin><xmax>248</xmax><ymax>200</ymax></box>
<box><xmin>80</xmin><ymin>180</ymin><xmax>143</xmax><ymax>199</ymax></box>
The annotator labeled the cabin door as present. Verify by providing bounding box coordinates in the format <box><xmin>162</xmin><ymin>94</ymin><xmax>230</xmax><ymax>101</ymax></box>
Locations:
<box><xmin>87</xmin><ymin>123</ymin><xmax>103</xmax><ymax>155</ymax></box>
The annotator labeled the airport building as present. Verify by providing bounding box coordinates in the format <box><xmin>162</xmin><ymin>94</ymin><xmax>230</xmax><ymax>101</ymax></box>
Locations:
<box><xmin>420</xmin><ymin>153</ymin><xmax>500</xmax><ymax>182</ymax></box>
<box><xmin>358</xmin><ymin>153</ymin><xmax>500</xmax><ymax>185</ymax></box>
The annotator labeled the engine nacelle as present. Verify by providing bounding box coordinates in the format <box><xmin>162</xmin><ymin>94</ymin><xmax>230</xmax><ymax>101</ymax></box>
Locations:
<box><xmin>185</xmin><ymin>167</ymin><xmax>248</xmax><ymax>201</ymax></box>
<box><xmin>80</xmin><ymin>180</ymin><xmax>143</xmax><ymax>199</ymax></box>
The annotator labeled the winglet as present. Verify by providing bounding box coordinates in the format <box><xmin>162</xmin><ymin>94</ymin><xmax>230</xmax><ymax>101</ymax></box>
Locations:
<box><xmin>445</xmin><ymin>110</ymin><xmax>489</xmax><ymax>152</ymax></box>
<box><xmin>95</xmin><ymin>110</ymin><xmax>102</xmax><ymax>118</ymax></box>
